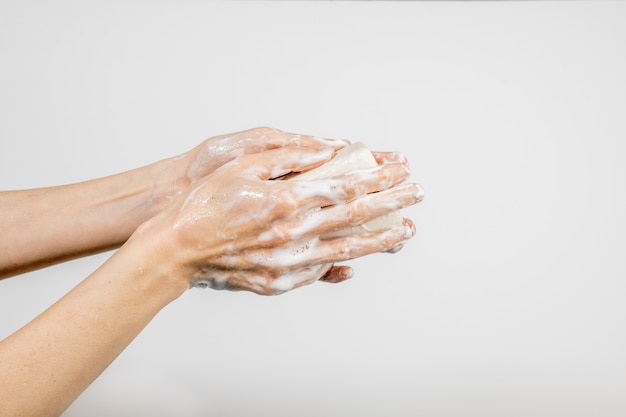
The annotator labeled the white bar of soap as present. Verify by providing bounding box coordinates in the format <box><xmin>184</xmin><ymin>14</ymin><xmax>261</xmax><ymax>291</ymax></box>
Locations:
<box><xmin>293</xmin><ymin>142</ymin><xmax>403</xmax><ymax>238</ymax></box>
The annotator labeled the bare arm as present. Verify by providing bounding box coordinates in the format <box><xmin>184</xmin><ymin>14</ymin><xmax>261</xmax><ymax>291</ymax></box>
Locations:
<box><xmin>0</xmin><ymin>160</ymin><xmax>183</xmax><ymax>277</ymax></box>
<box><xmin>0</xmin><ymin>144</ymin><xmax>422</xmax><ymax>417</ymax></box>
<box><xmin>0</xmin><ymin>239</ymin><xmax>187</xmax><ymax>417</ymax></box>
<box><xmin>0</xmin><ymin>127</ymin><xmax>346</xmax><ymax>278</ymax></box>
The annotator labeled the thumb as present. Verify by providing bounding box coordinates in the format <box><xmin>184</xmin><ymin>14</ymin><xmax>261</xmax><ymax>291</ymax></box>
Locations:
<box><xmin>242</xmin><ymin>146</ymin><xmax>336</xmax><ymax>180</ymax></box>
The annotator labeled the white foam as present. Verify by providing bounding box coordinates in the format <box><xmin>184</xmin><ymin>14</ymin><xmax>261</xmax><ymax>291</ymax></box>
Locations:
<box><xmin>291</xmin><ymin>142</ymin><xmax>403</xmax><ymax>238</ymax></box>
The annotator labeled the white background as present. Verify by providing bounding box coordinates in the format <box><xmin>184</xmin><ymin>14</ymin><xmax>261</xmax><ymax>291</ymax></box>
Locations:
<box><xmin>1</xmin><ymin>1</ymin><xmax>625</xmax><ymax>416</ymax></box>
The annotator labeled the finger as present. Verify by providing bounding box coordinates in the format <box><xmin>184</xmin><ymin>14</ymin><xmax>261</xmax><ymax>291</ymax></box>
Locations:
<box><xmin>192</xmin><ymin>259</ymin><xmax>334</xmax><ymax>295</ymax></box>
<box><xmin>236</xmin><ymin>146</ymin><xmax>336</xmax><ymax>180</ymax></box>
<box><xmin>324</xmin><ymin>218</ymin><xmax>415</xmax><ymax>262</ymax></box>
<box><xmin>190</xmin><ymin>266</ymin><xmax>326</xmax><ymax>296</ymax></box>
<box><xmin>292</xmin><ymin>219</ymin><xmax>417</xmax><ymax>267</ymax></box>
<box><xmin>278</xmin><ymin>183</ymin><xmax>421</xmax><ymax>243</ymax></box>
<box><xmin>249</xmin><ymin>167</ymin><xmax>415</xmax><ymax>244</ymax></box>
<box><xmin>269</xmin><ymin>263</ymin><xmax>332</xmax><ymax>294</ymax></box>
<box><xmin>314</xmin><ymin>183</ymin><xmax>422</xmax><ymax>237</ymax></box>
<box><xmin>319</xmin><ymin>265</ymin><xmax>354</xmax><ymax>283</ymax></box>
<box><xmin>298</xmin><ymin>218</ymin><xmax>417</xmax><ymax>268</ymax></box>
<box><xmin>286</xmin><ymin>162</ymin><xmax>411</xmax><ymax>212</ymax></box>
<box><xmin>192</xmin><ymin>269</ymin><xmax>274</xmax><ymax>295</ymax></box>
<box><xmin>223</xmin><ymin>218</ymin><xmax>417</xmax><ymax>271</ymax></box>
<box><xmin>372</xmin><ymin>151</ymin><xmax>409</xmax><ymax>167</ymax></box>
<box><xmin>258</xmin><ymin>127</ymin><xmax>350</xmax><ymax>151</ymax></box>
<box><xmin>196</xmin><ymin>127</ymin><xmax>348</xmax><ymax>166</ymax></box>
<box><xmin>235</xmin><ymin>181</ymin><xmax>421</xmax><ymax>249</ymax></box>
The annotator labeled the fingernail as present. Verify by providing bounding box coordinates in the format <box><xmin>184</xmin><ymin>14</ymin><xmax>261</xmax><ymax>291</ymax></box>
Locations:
<box><xmin>414</xmin><ymin>183</ymin><xmax>425</xmax><ymax>203</ymax></box>
<box><xmin>343</xmin><ymin>267</ymin><xmax>354</xmax><ymax>280</ymax></box>
<box><xmin>403</xmin><ymin>221</ymin><xmax>416</xmax><ymax>239</ymax></box>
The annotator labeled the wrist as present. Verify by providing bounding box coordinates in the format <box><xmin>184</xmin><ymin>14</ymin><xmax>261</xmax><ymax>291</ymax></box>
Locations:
<box><xmin>121</xmin><ymin>215</ymin><xmax>191</xmax><ymax>301</ymax></box>
<box><xmin>142</xmin><ymin>157</ymin><xmax>191</xmax><ymax>218</ymax></box>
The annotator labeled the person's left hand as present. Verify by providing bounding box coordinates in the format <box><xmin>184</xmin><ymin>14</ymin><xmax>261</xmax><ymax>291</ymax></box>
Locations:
<box><xmin>147</xmin><ymin>127</ymin><xmax>349</xmax><ymax>213</ymax></box>
<box><xmin>180</xmin><ymin>126</ymin><xmax>348</xmax><ymax>182</ymax></box>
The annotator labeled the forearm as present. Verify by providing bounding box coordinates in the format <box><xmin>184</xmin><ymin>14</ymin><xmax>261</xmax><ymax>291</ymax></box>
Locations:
<box><xmin>0</xmin><ymin>157</ymin><xmax>187</xmax><ymax>278</ymax></box>
<box><xmin>0</xmin><ymin>235</ymin><xmax>187</xmax><ymax>417</ymax></box>
<box><xmin>0</xmin><ymin>127</ymin><xmax>348</xmax><ymax>279</ymax></box>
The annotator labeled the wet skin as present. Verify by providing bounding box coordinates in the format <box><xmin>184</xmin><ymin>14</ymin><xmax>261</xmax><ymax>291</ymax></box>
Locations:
<box><xmin>138</xmin><ymin>144</ymin><xmax>423</xmax><ymax>295</ymax></box>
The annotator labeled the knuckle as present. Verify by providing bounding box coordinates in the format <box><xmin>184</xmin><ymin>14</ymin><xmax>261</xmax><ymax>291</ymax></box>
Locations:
<box><xmin>253</xmin><ymin>126</ymin><xmax>279</xmax><ymax>137</ymax></box>
<box><xmin>346</xmin><ymin>200</ymin><xmax>369</xmax><ymax>226</ymax></box>
<box><xmin>339</xmin><ymin>239</ymin><xmax>356</xmax><ymax>259</ymax></box>
<box><xmin>270</xmin><ymin>185</ymin><xmax>300</xmax><ymax>212</ymax></box>
<box><xmin>343</xmin><ymin>181</ymin><xmax>368</xmax><ymax>201</ymax></box>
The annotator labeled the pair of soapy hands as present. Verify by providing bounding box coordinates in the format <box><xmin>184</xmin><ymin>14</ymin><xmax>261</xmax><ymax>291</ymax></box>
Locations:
<box><xmin>135</xmin><ymin>127</ymin><xmax>423</xmax><ymax>295</ymax></box>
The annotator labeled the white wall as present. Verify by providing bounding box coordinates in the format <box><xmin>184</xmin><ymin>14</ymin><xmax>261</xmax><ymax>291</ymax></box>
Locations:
<box><xmin>1</xmin><ymin>2</ymin><xmax>625</xmax><ymax>416</ymax></box>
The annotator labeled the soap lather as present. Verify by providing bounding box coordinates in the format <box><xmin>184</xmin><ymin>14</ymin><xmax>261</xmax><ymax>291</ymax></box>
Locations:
<box><xmin>292</xmin><ymin>142</ymin><xmax>404</xmax><ymax>238</ymax></box>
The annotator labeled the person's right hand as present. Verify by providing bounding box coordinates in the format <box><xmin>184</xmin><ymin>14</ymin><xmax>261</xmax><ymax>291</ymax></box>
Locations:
<box><xmin>132</xmin><ymin>145</ymin><xmax>422</xmax><ymax>295</ymax></box>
